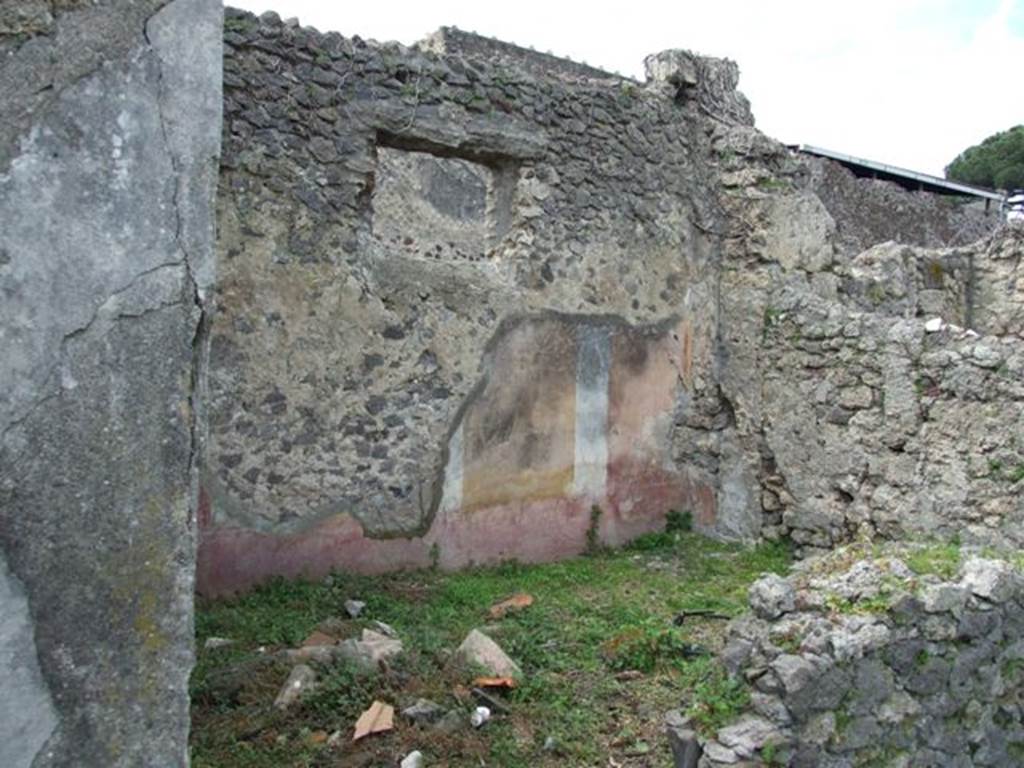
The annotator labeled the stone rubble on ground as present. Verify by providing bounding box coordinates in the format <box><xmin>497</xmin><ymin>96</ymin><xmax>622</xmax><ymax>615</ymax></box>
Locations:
<box><xmin>336</xmin><ymin>628</ymin><xmax>404</xmax><ymax>671</ymax></box>
<box><xmin>273</xmin><ymin>664</ymin><xmax>316</xmax><ymax>710</ymax></box>
<box><xmin>284</xmin><ymin>643</ymin><xmax>335</xmax><ymax>664</ymax></box>
<box><xmin>747</xmin><ymin>573</ymin><xmax>796</xmax><ymax>620</ymax></box>
<box><xmin>454</xmin><ymin>629</ymin><xmax>523</xmax><ymax>678</ymax></box>
<box><xmin>664</xmin><ymin>710</ymin><xmax>702</xmax><ymax>768</ymax></box>
<box><xmin>371</xmin><ymin>620</ymin><xmax>398</xmax><ymax>638</ymax></box>
<box><xmin>961</xmin><ymin>557</ymin><xmax>1021</xmax><ymax>603</ymax></box>
<box><xmin>344</xmin><ymin>599</ymin><xmax>366</xmax><ymax>618</ymax></box>
<box><xmin>715</xmin><ymin>714</ymin><xmax>781</xmax><ymax>759</ymax></box>
<box><xmin>432</xmin><ymin>709</ymin><xmax>466</xmax><ymax>735</ymax></box>
<box><xmin>401</xmin><ymin>698</ymin><xmax>447</xmax><ymax>725</ymax></box>
<box><xmin>203</xmin><ymin>636</ymin><xmax>234</xmax><ymax>650</ymax></box>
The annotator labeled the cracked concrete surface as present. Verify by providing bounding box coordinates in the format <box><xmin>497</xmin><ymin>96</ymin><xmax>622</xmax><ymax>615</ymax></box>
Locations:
<box><xmin>0</xmin><ymin>0</ymin><xmax>221</xmax><ymax>765</ymax></box>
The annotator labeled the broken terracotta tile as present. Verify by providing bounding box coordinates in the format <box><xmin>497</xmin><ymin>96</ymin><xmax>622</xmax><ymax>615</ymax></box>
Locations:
<box><xmin>472</xmin><ymin>676</ymin><xmax>517</xmax><ymax>689</ymax></box>
<box><xmin>488</xmin><ymin>593</ymin><xmax>534</xmax><ymax>619</ymax></box>
<box><xmin>353</xmin><ymin>700</ymin><xmax>394</xmax><ymax>741</ymax></box>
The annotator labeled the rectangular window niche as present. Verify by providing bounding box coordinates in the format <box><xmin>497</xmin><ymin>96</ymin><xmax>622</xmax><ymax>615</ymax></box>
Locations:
<box><xmin>370</xmin><ymin>136</ymin><xmax>517</xmax><ymax>263</ymax></box>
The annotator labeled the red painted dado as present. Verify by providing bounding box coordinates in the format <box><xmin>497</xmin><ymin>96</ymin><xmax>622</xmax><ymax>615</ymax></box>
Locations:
<box><xmin>196</xmin><ymin>456</ymin><xmax>713</xmax><ymax>596</ymax></box>
<box><xmin>196</xmin><ymin>512</ymin><xmax>433</xmax><ymax>597</ymax></box>
<box><xmin>603</xmin><ymin>458</ymin><xmax>716</xmax><ymax>545</ymax></box>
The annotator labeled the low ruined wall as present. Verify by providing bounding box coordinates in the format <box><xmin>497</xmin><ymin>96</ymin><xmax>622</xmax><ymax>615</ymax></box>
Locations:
<box><xmin>0</xmin><ymin>1</ymin><xmax>221</xmax><ymax>765</ymax></box>
<box><xmin>839</xmin><ymin>227</ymin><xmax>1024</xmax><ymax>339</ymax></box>
<box><xmin>700</xmin><ymin>549</ymin><xmax>1024</xmax><ymax>767</ymax></box>
<box><xmin>840</xmin><ymin>240</ymin><xmax>972</xmax><ymax>325</ymax></box>
<box><xmin>199</xmin><ymin>9</ymin><xmax>751</xmax><ymax>594</ymax></box>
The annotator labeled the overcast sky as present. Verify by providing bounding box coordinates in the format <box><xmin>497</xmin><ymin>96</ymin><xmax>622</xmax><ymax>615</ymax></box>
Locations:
<box><xmin>229</xmin><ymin>0</ymin><xmax>1022</xmax><ymax>178</ymax></box>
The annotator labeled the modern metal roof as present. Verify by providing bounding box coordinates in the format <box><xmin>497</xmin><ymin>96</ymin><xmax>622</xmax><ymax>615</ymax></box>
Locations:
<box><xmin>792</xmin><ymin>144</ymin><xmax>1006</xmax><ymax>203</ymax></box>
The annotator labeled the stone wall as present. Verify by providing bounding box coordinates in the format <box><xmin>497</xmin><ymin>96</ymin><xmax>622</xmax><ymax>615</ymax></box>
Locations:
<box><xmin>421</xmin><ymin>26</ymin><xmax>623</xmax><ymax>82</ymax></box>
<box><xmin>837</xmin><ymin>228</ymin><xmax>1024</xmax><ymax>338</ymax></box>
<box><xmin>973</xmin><ymin>228</ymin><xmax>1024</xmax><ymax>340</ymax></box>
<box><xmin>696</xmin><ymin>548</ymin><xmax>1024</xmax><ymax>767</ymax></box>
<box><xmin>754</xmin><ymin>288</ymin><xmax>1024</xmax><ymax>555</ymax></box>
<box><xmin>201</xmin><ymin>8</ymin><xmax>1021</xmax><ymax>597</ymax></box>
<box><xmin>700</xmin><ymin>111</ymin><xmax>1024</xmax><ymax>559</ymax></box>
<box><xmin>200</xmin><ymin>9</ymin><xmax>749</xmax><ymax>595</ymax></box>
<box><xmin>798</xmin><ymin>153</ymin><xmax>1000</xmax><ymax>258</ymax></box>
<box><xmin>0</xmin><ymin>1</ymin><xmax>221</xmax><ymax>765</ymax></box>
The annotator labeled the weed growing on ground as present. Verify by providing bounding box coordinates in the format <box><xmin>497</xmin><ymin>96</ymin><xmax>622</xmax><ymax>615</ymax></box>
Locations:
<box><xmin>600</xmin><ymin>619</ymin><xmax>699</xmax><ymax>672</ymax></box>
<box><xmin>191</xmin><ymin>532</ymin><xmax>791</xmax><ymax>767</ymax></box>
<box><xmin>681</xmin><ymin>657</ymin><xmax>751</xmax><ymax>733</ymax></box>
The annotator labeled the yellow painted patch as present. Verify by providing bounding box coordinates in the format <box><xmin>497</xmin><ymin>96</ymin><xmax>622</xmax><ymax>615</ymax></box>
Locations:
<box><xmin>462</xmin><ymin>464</ymin><xmax>575</xmax><ymax>512</ymax></box>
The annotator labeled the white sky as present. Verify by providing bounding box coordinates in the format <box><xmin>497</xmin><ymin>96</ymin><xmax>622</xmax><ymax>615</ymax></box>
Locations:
<box><xmin>228</xmin><ymin>0</ymin><xmax>1023</xmax><ymax>178</ymax></box>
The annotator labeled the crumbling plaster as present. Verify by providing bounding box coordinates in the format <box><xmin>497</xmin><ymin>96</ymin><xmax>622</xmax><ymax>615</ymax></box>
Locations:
<box><xmin>200</xmin><ymin>8</ymin><xmax>1011</xmax><ymax>596</ymax></box>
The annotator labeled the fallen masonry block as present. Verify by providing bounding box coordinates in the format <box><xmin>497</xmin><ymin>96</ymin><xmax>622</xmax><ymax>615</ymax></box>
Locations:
<box><xmin>454</xmin><ymin>629</ymin><xmax>523</xmax><ymax>679</ymax></box>
<box><xmin>401</xmin><ymin>698</ymin><xmax>447</xmax><ymax>725</ymax></box>
<box><xmin>336</xmin><ymin>629</ymin><xmax>404</xmax><ymax>670</ymax></box>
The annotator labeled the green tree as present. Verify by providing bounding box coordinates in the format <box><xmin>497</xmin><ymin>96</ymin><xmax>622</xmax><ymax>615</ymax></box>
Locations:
<box><xmin>945</xmin><ymin>125</ymin><xmax>1024</xmax><ymax>190</ymax></box>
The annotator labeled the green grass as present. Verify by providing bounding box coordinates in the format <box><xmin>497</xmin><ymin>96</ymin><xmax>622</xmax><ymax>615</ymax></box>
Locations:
<box><xmin>905</xmin><ymin>542</ymin><xmax>962</xmax><ymax>580</ymax></box>
<box><xmin>191</xmin><ymin>532</ymin><xmax>791</xmax><ymax>767</ymax></box>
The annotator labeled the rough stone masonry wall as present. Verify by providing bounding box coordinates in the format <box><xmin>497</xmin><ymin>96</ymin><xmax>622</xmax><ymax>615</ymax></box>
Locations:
<box><xmin>798</xmin><ymin>154</ymin><xmax>999</xmax><ymax>258</ymax></box>
<box><xmin>697</xmin><ymin>550</ymin><xmax>1024</xmax><ymax>767</ymax></box>
<box><xmin>0</xmin><ymin>1</ymin><xmax>221</xmax><ymax>766</ymax></box>
<box><xmin>200</xmin><ymin>8</ymin><xmax>1018</xmax><ymax>597</ymax></box>
<box><xmin>694</xmin><ymin>109</ymin><xmax>1024</xmax><ymax>559</ymax></box>
<box><xmin>199</xmin><ymin>9</ymin><xmax>757</xmax><ymax>595</ymax></box>
<box><xmin>973</xmin><ymin>228</ymin><xmax>1024</xmax><ymax>340</ymax></box>
<box><xmin>836</xmin><ymin>228</ymin><xmax>1023</xmax><ymax>337</ymax></box>
<box><xmin>654</xmin><ymin>97</ymin><xmax>1024</xmax><ymax>768</ymax></box>
<box><xmin>756</xmin><ymin>287</ymin><xmax>1024</xmax><ymax>555</ymax></box>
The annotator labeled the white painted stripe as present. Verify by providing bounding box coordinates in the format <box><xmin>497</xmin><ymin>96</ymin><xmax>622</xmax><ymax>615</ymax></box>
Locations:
<box><xmin>440</xmin><ymin>423</ymin><xmax>464</xmax><ymax>513</ymax></box>
<box><xmin>573</xmin><ymin>325</ymin><xmax>610</xmax><ymax>498</ymax></box>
